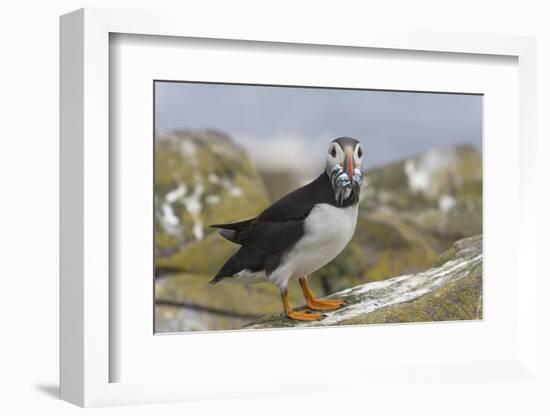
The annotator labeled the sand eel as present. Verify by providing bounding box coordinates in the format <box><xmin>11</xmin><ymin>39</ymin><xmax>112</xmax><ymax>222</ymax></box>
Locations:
<box><xmin>210</xmin><ymin>137</ymin><xmax>364</xmax><ymax>321</ymax></box>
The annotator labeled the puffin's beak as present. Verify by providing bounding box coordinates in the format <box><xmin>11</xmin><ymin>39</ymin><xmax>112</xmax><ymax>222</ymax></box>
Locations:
<box><xmin>343</xmin><ymin>147</ymin><xmax>354</xmax><ymax>179</ymax></box>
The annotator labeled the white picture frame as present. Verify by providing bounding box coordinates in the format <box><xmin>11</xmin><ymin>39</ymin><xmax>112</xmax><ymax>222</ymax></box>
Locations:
<box><xmin>60</xmin><ymin>7</ymin><xmax>538</xmax><ymax>408</ymax></box>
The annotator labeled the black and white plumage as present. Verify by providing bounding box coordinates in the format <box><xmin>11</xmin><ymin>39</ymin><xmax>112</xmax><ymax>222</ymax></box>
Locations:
<box><xmin>210</xmin><ymin>137</ymin><xmax>364</xmax><ymax>289</ymax></box>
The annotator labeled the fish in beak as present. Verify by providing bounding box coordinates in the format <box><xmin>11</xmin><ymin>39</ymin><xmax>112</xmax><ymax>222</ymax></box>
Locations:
<box><xmin>326</xmin><ymin>137</ymin><xmax>365</xmax><ymax>207</ymax></box>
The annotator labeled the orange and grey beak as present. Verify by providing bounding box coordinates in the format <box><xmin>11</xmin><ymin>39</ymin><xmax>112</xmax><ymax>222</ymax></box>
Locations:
<box><xmin>343</xmin><ymin>147</ymin><xmax>355</xmax><ymax>179</ymax></box>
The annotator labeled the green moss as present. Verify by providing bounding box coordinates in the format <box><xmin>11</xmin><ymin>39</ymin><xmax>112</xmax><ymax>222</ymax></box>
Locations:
<box><xmin>154</xmin><ymin>227</ymin><xmax>180</xmax><ymax>253</ymax></box>
<box><xmin>360</xmin><ymin>212</ymin><xmax>438</xmax><ymax>280</ymax></box>
<box><xmin>353</xmin><ymin>214</ymin><xmax>410</xmax><ymax>249</ymax></box>
<box><xmin>156</xmin><ymin>234</ymin><xmax>237</xmax><ymax>275</ymax></box>
<box><xmin>432</xmin><ymin>245</ymin><xmax>458</xmax><ymax>267</ymax></box>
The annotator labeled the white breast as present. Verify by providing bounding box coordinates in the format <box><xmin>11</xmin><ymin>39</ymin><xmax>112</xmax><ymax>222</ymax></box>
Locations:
<box><xmin>269</xmin><ymin>203</ymin><xmax>358</xmax><ymax>288</ymax></box>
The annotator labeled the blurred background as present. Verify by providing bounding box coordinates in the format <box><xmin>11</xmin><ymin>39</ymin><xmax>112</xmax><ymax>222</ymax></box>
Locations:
<box><xmin>154</xmin><ymin>81</ymin><xmax>482</xmax><ymax>332</ymax></box>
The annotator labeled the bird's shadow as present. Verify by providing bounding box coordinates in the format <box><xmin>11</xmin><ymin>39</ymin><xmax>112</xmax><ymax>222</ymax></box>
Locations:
<box><xmin>35</xmin><ymin>383</ymin><xmax>59</xmax><ymax>399</ymax></box>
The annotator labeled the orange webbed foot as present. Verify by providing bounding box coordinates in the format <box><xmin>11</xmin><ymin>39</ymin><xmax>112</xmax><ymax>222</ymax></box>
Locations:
<box><xmin>286</xmin><ymin>309</ymin><xmax>326</xmax><ymax>321</ymax></box>
<box><xmin>306</xmin><ymin>298</ymin><xmax>346</xmax><ymax>311</ymax></box>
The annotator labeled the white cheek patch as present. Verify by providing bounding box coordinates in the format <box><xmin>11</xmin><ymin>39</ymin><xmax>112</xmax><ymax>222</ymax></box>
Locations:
<box><xmin>334</xmin><ymin>144</ymin><xmax>345</xmax><ymax>161</ymax></box>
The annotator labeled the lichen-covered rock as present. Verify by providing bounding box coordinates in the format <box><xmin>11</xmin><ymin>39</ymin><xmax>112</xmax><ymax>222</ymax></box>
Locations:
<box><xmin>361</xmin><ymin>145</ymin><xmax>482</xmax><ymax>250</ymax></box>
<box><xmin>245</xmin><ymin>235</ymin><xmax>482</xmax><ymax>329</ymax></box>
<box><xmin>363</xmin><ymin>145</ymin><xmax>481</xmax><ymax>211</ymax></box>
<box><xmin>155</xmin><ymin>130</ymin><xmax>269</xmax><ymax>273</ymax></box>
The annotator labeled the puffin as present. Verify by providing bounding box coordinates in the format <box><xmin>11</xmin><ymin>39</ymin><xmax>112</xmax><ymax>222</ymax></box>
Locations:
<box><xmin>210</xmin><ymin>137</ymin><xmax>364</xmax><ymax>321</ymax></box>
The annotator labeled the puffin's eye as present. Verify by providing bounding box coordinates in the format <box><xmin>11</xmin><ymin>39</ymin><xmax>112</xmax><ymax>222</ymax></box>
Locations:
<box><xmin>357</xmin><ymin>147</ymin><xmax>363</xmax><ymax>158</ymax></box>
<box><xmin>330</xmin><ymin>147</ymin><xmax>337</xmax><ymax>158</ymax></box>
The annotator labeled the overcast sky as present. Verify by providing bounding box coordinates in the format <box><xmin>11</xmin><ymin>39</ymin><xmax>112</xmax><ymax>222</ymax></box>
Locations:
<box><xmin>155</xmin><ymin>81</ymin><xmax>482</xmax><ymax>171</ymax></box>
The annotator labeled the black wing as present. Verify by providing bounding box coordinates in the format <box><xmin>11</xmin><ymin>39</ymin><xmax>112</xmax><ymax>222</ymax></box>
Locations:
<box><xmin>210</xmin><ymin>201</ymin><xmax>313</xmax><ymax>254</ymax></box>
<box><xmin>210</xmin><ymin>173</ymin><xmax>334</xmax><ymax>254</ymax></box>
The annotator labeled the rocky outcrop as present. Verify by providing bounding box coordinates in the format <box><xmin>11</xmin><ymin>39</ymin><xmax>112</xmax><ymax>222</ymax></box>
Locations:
<box><xmin>155</xmin><ymin>130</ymin><xmax>269</xmax><ymax>275</ymax></box>
<box><xmin>245</xmin><ymin>235</ymin><xmax>482</xmax><ymax>329</ymax></box>
<box><xmin>362</xmin><ymin>145</ymin><xmax>482</xmax><ymax>245</ymax></box>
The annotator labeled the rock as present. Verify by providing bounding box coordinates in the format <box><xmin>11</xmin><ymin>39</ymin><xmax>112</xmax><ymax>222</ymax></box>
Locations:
<box><xmin>155</xmin><ymin>272</ymin><xmax>327</xmax><ymax>332</ymax></box>
<box><xmin>363</xmin><ymin>145</ymin><xmax>482</xmax><ymax>211</ymax></box>
<box><xmin>245</xmin><ymin>235</ymin><xmax>482</xmax><ymax>329</ymax></box>
<box><xmin>362</xmin><ymin>145</ymin><xmax>482</xmax><ymax>250</ymax></box>
<box><xmin>155</xmin><ymin>130</ymin><xmax>270</xmax><ymax>274</ymax></box>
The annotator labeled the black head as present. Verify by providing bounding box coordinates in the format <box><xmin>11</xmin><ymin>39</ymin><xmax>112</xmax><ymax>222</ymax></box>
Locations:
<box><xmin>332</xmin><ymin>137</ymin><xmax>361</xmax><ymax>150</ymax></box>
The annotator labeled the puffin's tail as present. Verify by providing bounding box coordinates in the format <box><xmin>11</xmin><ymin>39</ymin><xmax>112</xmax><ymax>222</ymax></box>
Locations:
<box><xmin>208</xmin><ymin>246</ymin><xmax>241</xmax><ymax>285</ymax></box>
<box><xmin>209</xmin><ymin>272</ymin><xmax>225</xmax><ymax>285</ymax></box>
<box><xmin>209</xmin><ymin>256</ymin><xmax>235</xmax><ymax>285</ymax></box>
<box><xmin>210</xmin><ymin>218</ymin><xmax>254</xmax><ymax>244</ymax></box>
<box><xmin>209</xmin><ymin>246</ymin><xmax>266</xmax><ymax>285</ymax></box>
<box><xmin>210</xmin><ymin>218</ymin><xmax>254</xmax><ymax>230</ymax></box>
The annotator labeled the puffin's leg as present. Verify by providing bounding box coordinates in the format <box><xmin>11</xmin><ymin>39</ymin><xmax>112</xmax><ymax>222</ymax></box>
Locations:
<box><xmin>299</xmin><ymin>276</ymin><xmax>346</xmax><ymax>311</ymax></box>
<box><xmin>281</xmin><ymin>288</ymin><xmax>324</xmax><ymax>321</ymax></box>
